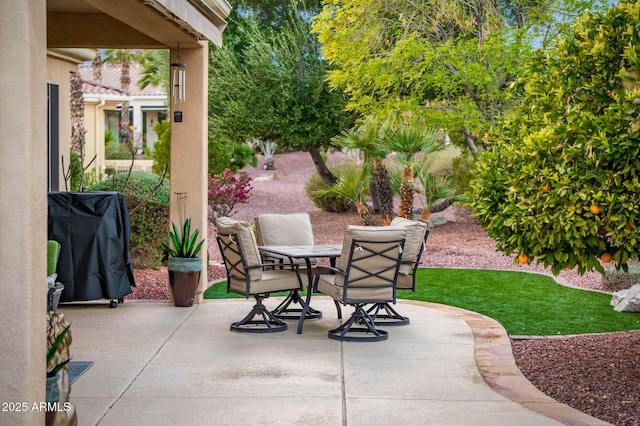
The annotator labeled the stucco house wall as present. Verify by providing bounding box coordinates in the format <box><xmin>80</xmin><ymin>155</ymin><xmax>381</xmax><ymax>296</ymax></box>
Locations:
<box><xmin>46</xmin><ymin>49</ymin><xmax>94</xmax><ymax>191</ymax></box>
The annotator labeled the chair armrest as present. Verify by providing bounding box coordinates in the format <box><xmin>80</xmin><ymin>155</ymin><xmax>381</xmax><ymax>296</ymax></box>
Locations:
<box><xmin>313</xmin><ymin>265</ymin><xmax>345</xmax><ymax>276</ymax></box>
<box><xmin>312</xmin><ymin>265</ymin><xmax>344</xmax><ymax>292</ymax></box>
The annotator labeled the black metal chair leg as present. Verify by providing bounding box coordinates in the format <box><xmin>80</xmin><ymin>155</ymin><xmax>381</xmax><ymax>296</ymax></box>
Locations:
<box><xmin>366</xmin><ymin>302</ymin><xmax>410</xmax><ymax>326</ymax></box>
<box><xmin>231</xmin><ymin>297</ymin><xmax>288</xmax><ymax>333</ymax></box>
<box><xmin>272</xmin><ymin>290</ymin><xmax>322</xmax><ymax>320</ymax></box>
<box><xmin>333</xmin><ymin>300</ymin><xmax>342</xmax><ymax>320</ymax></box>
<box><xmin>328</xmin><ymin>304</ymin><xmax>388</xmax><ymax>342</ymax></box>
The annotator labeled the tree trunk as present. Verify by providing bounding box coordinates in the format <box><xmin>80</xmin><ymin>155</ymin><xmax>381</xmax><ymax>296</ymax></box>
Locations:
<box><xmin>69</xmin><ymin>72</ymin><xmax>85</xmax><ymax>163</ymax></box>
<box><xmin>372</xmin><ymin>159</ymin><xmax>394</xmax><ymax>225</ymax></box>
<box><xmin>356</xmin><ymin>203</ymin><xmax>375</xmax><ymax>226</ymax></box>
<box><xmin>430</xmin><ymin>199</ymin><xmax>454</xmax><ymax>213</ymax></box>
<box><xmin>419</xmin><ymin>208</ymin><xmax>430</xmax><ymax>224</ymax></box>
<box><xmin>121</xmin><ymin>59</ymin><xmax>131</xmax><ymax>91</ymax></box>
<box><xmin>369</xmin><ymin>180</ymin><xmax>381</xmax><ymax>213</ymax></box>
<box><xmin>309</xmin><ymin>148</ymin><xmax>337</xmax><ymax>186</ymax></box>
<box><xmin>399</xmin><ymin>166</ymin><xmax>414</xmax><ymax>219</ymax></box>
<box><xmin>119</xmin><ymin>101</ymin><xmax>133</xmax><ymax>155</ymax></box>
<box><xmin>461</xmin><ymin>126</ymin><xmax>478</xmax><ymax>153</ymax></box>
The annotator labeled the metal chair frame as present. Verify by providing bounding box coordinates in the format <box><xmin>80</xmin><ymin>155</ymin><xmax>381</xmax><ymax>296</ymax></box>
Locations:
<box><xmin>254</xmin><ymin>213</ymin><xmax>320</xmax><ymax>320</ymax></box>
<box><xmin>215</xmin><ymin>230</ymin><xmax>303</xmax><ymax>333</ymax></box>
<box><xmin>315</xmin><ymin>237</ymin><xmax>405</xmax><ymax>342</ymax></box>
<box><xmin>366</xmin><ymin>229</ymin><xmax>430</xmax><ymax>326</ymax></box>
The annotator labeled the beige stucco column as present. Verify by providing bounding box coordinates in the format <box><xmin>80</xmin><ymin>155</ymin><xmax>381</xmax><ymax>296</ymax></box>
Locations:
<box><xmin>0</xmin><ymin>0</ymin><xmax>47</xmax><ymax>424</ymax></box>
<box><xmin>169</xmin><ymin>41</ymin><xmax>209</xmax><ymax>303</ymax></box>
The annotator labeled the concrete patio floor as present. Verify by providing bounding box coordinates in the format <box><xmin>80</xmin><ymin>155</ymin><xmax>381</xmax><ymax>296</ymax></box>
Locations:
<box><xmin>59</xmin><ymin>297</ymin><xmax>610</xmax><ymax>426</ymax></box>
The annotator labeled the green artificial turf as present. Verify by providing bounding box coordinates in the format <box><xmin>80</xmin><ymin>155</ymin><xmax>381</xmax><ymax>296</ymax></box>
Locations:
<box><xmin>204</xmin><ymin>268</ymin><xmax>640</xmax><ymax>336</ymax></box>
<box><xmin>407</xmin><ymin>268</ymin><xmax>640</xmax><ymax>336</ymax></box>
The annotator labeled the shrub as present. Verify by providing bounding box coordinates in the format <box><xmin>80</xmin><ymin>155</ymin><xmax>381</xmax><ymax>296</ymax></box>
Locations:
<box><xmin>469</xmin><ymin>3</ymin><xmax>640</xmax><ymax>274</ymax></box>
<box><xmin>152</xmin><ymin>120</ymin><xmax>170</xmax><ymax>177</ymax></box>
<box><xmin>208</xmin><ymin>169</ymin><xmax>253</xmax><ymax>219</ymax></box>
<box><xmin>208</xmin><ymin>138</ymin><xmax>257</xmax><ymax>176</ymax></box>
<box><xmin>67</xmin><ymin>151</ymin><xmax>83</xmax><ymax>192</ymax></box>
<box><xmin>105</xmin><ymin>140</ymin><xmax>133</xmax><ymax>160</ymax></box>
<box><xmin>88</xmin><ymin>172</ymin><xmax>170</xmax><ymax>269</ymax></box>
<box><xmin>305</xmin><ymin>163</ymin><xmax>353</xmax><ymax>212</ymax></box>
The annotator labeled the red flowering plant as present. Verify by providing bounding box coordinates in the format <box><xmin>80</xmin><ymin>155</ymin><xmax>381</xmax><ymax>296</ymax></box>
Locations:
<box><xmin>208</xmin><ymin>168</ymin><xmax>253</xmax><ymax>220</ymax></box>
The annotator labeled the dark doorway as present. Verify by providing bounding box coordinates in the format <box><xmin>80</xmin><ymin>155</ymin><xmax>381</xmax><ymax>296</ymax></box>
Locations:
<box><xmin>47</xmin><ymin>83</ymin><xmax>60</xmax><ymax>192</ymax></box>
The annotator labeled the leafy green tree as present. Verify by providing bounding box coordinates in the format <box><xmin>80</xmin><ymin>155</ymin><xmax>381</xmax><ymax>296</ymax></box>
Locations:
<box><xmin>312</xmin><ymin>0</ymin><xmax>608</xmax><ymax>152</ymax></box>
<box><xmin>208</xmin><ymin>1</ymin><xmax>355</xmax><ymax>184</ymax></box>
<box><xmin>469</xmin><ymin>0</ymin><xmax>640</xmax><ymax>275</ymax></box>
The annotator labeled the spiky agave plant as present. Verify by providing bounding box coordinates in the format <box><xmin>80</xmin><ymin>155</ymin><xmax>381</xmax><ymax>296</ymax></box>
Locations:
<box><xmin>163</xmin><ymin>192</ymin><xmax>204</xmax><ymax>258</ymax></box>
<box><xmin>47</xmin><ymin>325</ymin><xmax>71</xmax><ymax>378</ymax></box>
<box><xmin>162</xmin><ymin>218</ymin><xmax>205</xmax><ymax>258</ymax></box>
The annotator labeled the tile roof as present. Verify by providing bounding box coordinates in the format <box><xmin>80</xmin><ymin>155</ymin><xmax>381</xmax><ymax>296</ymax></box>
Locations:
<box><xmin>79</xmin><ymin>63</ymin><xmax>166</xmax><ymax>97</ymax></box>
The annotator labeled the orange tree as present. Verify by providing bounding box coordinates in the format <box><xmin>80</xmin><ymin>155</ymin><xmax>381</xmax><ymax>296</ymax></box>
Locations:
<box><xmin>469</xmin><ymin>1</ymin><xmax>640</xmax><ymax>275</ymax></box>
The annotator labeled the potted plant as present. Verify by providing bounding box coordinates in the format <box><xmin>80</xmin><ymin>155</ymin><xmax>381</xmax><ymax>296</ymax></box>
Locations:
<box><xmin>46</xmin><ymin>324</ymin><xmax>70</xmax><ymax>426</ymax></box>
<box><xmin>163</xmin><ymin>193</ymin><xmax>205</xmax><ymax>307</ymax></box>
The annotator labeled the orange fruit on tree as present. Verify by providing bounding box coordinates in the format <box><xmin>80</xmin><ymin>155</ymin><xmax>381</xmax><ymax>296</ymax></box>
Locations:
<box><xmin>600</xmin><ymin>252</ymin><xmax>612</xmax><ymax>263</ymax></box>
<box><xmin>517</xmin><ymin>254</ymin><xmax>528</xmax><ymax>265</ymax></box>
<box><xmin>625</xmin><ymin>222</ymin><xmax>633</xmax><ymax>230</ymax></box>
<box><xmin>590</xmin><ymin>204</ymin><xmax>601</xmax><ymax>215</ymax></box>
<box><xmin>541</xmin><ymin>183</ymin><xmax>551</xmax><ymax>193</ymax></box>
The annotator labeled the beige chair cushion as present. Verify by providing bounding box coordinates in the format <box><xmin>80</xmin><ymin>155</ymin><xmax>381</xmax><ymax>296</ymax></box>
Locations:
<box><xmin>254</xmin><ymin>213</ymin><xmax>315</xmax><ymax>245</ymax></box>
<box><xmin>254</xmin><ymin>213</ymin><xmax>317</xmax><ymax>270</ymax></box>
<box><xmin>390</xmin><ymin>217</ymin><xmax>428</xmax><ymax>275</ymax></box>
<box><xmin>215</xmin><ymin>217</ymin><xmax>262</xmax><ymax>281</ymax></box>
<box><xmin>317</xmin><ymin>274</ymin><xmax>398</xmax><ymax>302</ymax></box>
<box><xmin>229</xmin><ymin>269</ymin><xmax>301</xmax><ymax>295</ymax></box>
<box><xmin>335</xmin><ymin>225</ymin><xmax>407</xmax><ymax>286</ymax></box>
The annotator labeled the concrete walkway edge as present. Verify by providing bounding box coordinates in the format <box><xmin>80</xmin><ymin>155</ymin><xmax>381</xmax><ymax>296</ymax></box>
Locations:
<box><xmin>404</xmin><ymin>300</ymin><xmax>612</xmax><ymax>426</ymax></box>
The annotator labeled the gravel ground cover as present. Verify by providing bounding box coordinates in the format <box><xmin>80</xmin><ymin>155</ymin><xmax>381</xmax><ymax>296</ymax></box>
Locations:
<box><xmin>130</xmin><ymin>152</ymin><xmax>639</xmax><ymax>425</ymax></box>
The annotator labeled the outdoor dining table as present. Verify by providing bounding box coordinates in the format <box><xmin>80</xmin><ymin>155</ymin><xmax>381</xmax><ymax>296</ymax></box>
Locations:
<box><xmin>258</xmin><ymin>244</ymin><xmax>342</xmax><ymax>334</ymax></box>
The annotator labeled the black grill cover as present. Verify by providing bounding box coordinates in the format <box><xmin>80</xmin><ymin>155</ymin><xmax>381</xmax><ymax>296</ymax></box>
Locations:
<box><xmin>48</xmin><ymin>192</ymin><xmax>135</xmax><ymax>302</ymax></box>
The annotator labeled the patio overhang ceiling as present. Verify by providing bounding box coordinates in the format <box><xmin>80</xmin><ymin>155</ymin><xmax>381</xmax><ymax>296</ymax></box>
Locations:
<box><xmin>47</xmin><ymin>0</ymin><xmax>231</xmax><ymax>49</ymax></box>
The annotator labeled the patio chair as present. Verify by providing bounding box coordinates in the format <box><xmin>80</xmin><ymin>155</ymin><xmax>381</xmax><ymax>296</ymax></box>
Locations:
<box><xmin>366</xmin><ymin>217</ymin><xmax>429</xmax><ymax>326</ymax></box>
<box><xmin>314</xmin><ymin>225</ymin><xmax>406</xmax><ymax>342</ymax></box>
<box><xmin>215</xmin><ymin>217</ymin><xmax>304</xmax><ymax>333</ymax></box>
<box><xmin>254</xmin><ymin>213</ymin><xmax>319</xmax><ymax>319</ymax></box>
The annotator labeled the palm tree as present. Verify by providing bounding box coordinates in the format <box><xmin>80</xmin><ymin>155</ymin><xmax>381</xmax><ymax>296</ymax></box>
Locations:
<box><xmin>414</xmin><ymin>156</ymin><xmax>466</xmax><ymax>223</ymax></box>
<box><xmin>103</xmin><ymin>49</ymin><xmax>144</xmax><ymax>147</ymax></box>
<box><xmin>315</xmin><ymin>163</ymin><xmax>374</xmax><ymax>226</ymax></box>
<box><xmin>383</xmin><ymin>122</ymin><xmax>445</xmax><ymax>219</ymax></box>
<box><xmin>92</xmin><ymin>49</ymin><xmax>102</xmax><ymax>82</ymax></box>
<box><xmin>138</xmin><ymin>50</ymin><xmax>170</xmax><ymax>91</ymax></box>
<box><xmin>332</xmin><ymin>116</ymin><xmax>394</xmax><ymax>225</ymax></box>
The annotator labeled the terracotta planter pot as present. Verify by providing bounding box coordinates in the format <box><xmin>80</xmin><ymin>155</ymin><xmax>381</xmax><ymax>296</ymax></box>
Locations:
<box><xmin>168</xmin><ymin>257</ymin><xmax>201</xmax><ymax>307</ymax></box>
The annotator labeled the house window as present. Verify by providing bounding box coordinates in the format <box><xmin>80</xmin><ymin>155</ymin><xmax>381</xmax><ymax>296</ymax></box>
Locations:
<box><xmin>105</xmin><ymin>109</ymin><xmax>136</xmax><ymax>160</ymax></box>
